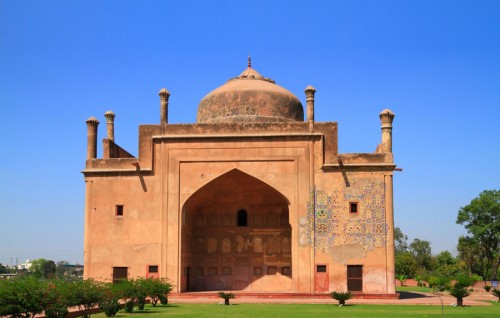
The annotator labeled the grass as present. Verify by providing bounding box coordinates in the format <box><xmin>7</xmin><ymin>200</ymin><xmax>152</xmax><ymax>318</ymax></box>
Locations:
<box><xmin>92</xmin><ymin>302</ymin><xmax>500</xmax><ymax>318</ymax></box>
<box><xmin>397</xmin><ymin>285</ymin><xmax>434</xmax><ymax>293</ymax></box>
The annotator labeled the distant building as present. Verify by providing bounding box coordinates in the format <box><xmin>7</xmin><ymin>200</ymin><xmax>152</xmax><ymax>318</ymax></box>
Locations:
<box><xmin>83</xmin><ymin>60</ymin><xmax>398</xmax><ymax>296</ymax></box>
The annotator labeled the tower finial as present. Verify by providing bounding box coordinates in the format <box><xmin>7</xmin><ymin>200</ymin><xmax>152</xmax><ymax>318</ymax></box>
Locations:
<box><xmin>248</xmin><ymin>55</ymin><xmax>251</xmax><ymax>68</ymax></box>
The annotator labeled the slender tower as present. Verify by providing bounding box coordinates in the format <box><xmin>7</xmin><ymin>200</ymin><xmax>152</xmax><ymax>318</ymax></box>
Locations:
<box><xmin>379</xmin><ymin>109</ymin><xmax>395</xmax><ymax>152</ymax></box>
<box><xmin>85</xmin><ymin>117</ymin><xmax>99</xmax><ymax>159</ymax></box>
<box><xmin>159</xmin><ymin>88</ymin><xmax>171</xmax><ymax>125</ymax></box>
<box><xmin>104</xmin><ymin>110</ymin><xmax>115</xmax><ymax>141</ymax></box>
<box><xmin>304</xmin><ymin>85</ymin><xmax>316</xmax><ymax>132</ymax></box>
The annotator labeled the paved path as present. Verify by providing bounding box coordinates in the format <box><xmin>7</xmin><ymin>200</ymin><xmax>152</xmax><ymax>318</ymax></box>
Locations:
<box><xmin>169</xmin><ymin>291</ymin><xmax>498</xmax><ymax>306</ymax></box>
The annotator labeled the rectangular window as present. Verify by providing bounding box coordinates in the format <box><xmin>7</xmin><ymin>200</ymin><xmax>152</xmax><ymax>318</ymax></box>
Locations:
<box><xmin>116</xmin><ymin>205</ymin><xmax>124</xmax><ymax>216</ymax></box>
<box><xmin>112</xmin><ymin>267</ymin><xmax>128</xmax><ymax>283</ymax></box>
<box><xmin>347</xmin><ymin>265</ymin><xmax>363</xmax><ymax>291</ymax></box>
<box><xmin>349</xmin><ymin>202</ymin><xmax>358</xmax><ymax>213</ymax></box>
<box><xmin>148</xmin><ymin>265</ymin><xmax>158</xmax><ymax>273</ymax></box>
<box><xmin>317</xmin><ymin>265</ymin><xmax>327</xmax><ymax>273</ymax></box>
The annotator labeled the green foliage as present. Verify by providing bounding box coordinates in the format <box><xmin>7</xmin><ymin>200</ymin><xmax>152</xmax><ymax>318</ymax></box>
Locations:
<box><xmin>30</xmin><ymin>258</ymin><xmax>57</xmax><ymax>279</ymax></box>
<box><xmin>395</xmin><ymin>252</ymin><xmax>417</xmax><ymax>278</ymax></box>
<box><xmin>99</xmin><ymin>299</ymin><xmax>120</xmax><ymax>317</ymax></box>
<box><xmin>484</xmin><ymin>285</ymin><xmax>492</xmax><ymax>292</ymax></box>
<box><xmin>397</xmin><ymin>274</ymin><xmax>407</xmax><ymax>286</ymax></box>
<box><xmin>330</xmin><ymin>291</ymin><xmax>353</xmax><ymax>305</ymax></box>
<box><xmin>493</xmin><ymin>288</ymin><xmax>500</xmax><ymax>300</ymax></box>
<box><xmin>457</xmin><ymin>190</ymin><xmax>500</xmax><ymax>280</ymax></box>
<box><xmin>98</xmin><ymin>283</ymin><xmax>121</xmax><ymax>317</ymax></box>
<box><xmin>409</xmin><ymin>238</ymin><xmax>432</xmax><ymax>271</ymax></box>
<box><xmin>114</xmin><ymin>279</ymin><xmax>138</xmax><ymax>313</ymax></box>
<box><xmin>449</xmin><ymin>285</ymin><xmax>470</xmax><ymax>306</ymax></box>
<box><xmin>70</xmin><ymin>279</ymin><xmax>105</xmax><ymax>318</ymax></box>
<box><xmin>159</xmin><ymin>294</ymin><xmax>168</xmax><ymax>305</ymax></box>
<box><xmin>427</xmin><ymin>275</ymin><xmax>451</xmax><ymax>291</ymax></box>
<box><xmin>0</xmin><ymin>276</ymin><xmax>47</xmax><ymax>318</ymax></box>
<box><xmin>44</xmin><ymin>279</ymin><xmax>74</xmax><ymax>318</ymax></box>
<box><xmin>454</xmin><ymin>273</ymin><xmax>481</xmax><ymax>289</ymax></box>
<box><xmin>143</xmin><ymin>278</ymin><xmax>173</xmax><ymax>306</ymax></box>
<box><xmin>394</xmin><ymin>227</ymin><xmax>409</xmax><ymax>255</ymax></box>
<box><xmin>218</xmin><ymin>291</ymin><xmax>235</xmax><ymax>305</ymax></box>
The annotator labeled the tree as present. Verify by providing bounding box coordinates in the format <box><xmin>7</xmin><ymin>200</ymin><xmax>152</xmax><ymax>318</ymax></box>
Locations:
<box><xmin>30</xmin><ymin>259</ymin><xmax>56</xmax><ymax>279</ymax></box>
<box><xmin>395</xmin><ymin>252</ymin><xmax>417</xmax><ymax>278</ymax></box>
<box><xmin>409</xmin><ymin>238</ymin><xmax>432</xmax><ymax>271</ymax></box>
<box><xmin>394</xmin><ymin>227</ymin><xmax>409</xmax><ymax>255</ymax></box>
<box><xmin>457</xmin><ymin>235</ymin><xmax>481</xmax><ymax>276</ymax></box>
<box><xmin>457</xmin><ymin>190</ymin><xmax>500</xmax><ymax>280</ymax></box>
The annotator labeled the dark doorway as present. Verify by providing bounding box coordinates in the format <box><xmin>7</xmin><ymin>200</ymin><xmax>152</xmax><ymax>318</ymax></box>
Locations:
<box><xmin>112</xmin><ymin>267</ymin><xmax>128</xmax><ymax>283</ymax></box>
<box><xmin>347</xmin><ymin>265</ymin><xmax>363</xmax><ymax>291</ymax></box>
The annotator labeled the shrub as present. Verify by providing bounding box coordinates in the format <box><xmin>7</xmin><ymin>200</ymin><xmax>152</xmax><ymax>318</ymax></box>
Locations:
<box><xmin>159</xmin><ymin>294</ymin><xmax>168</xmax><ymax>305</ymax></box>
<box><xmin>428</xmin><ymin>275</ymin><xmax>450</xmax><ymax>291</ymax></box>
<box><xmin>484</xmin><ymin>285</ymin><xmax>492</xmax><ymax>292</ymax></box>
<box><xmin>330</xmin><ymin>291</ymin><xmax>353</xmax><ymax>306</ymax></box>
<box><xmin>454</xmin><ymin>274</ymin><xmax>480</xmax><ymax>289</ymax></box>
<box><xmin>99</xmin><ymin>299</ymin><xmax>120</xmax><ymax>317</ymax></box>
<box><xmin>449</xmin><ymin>285</ymin><xmax>470</xmax><ymax>306</ymax></box>
<box><xmin>143</xmin><ymin>278</ymin><xmax>173</xmax><ymax>306</ymax></box>
<box><xmin>493</xmin><ymin>288</ymin><xmax>500</xmax><ymax>300</ymax></box>
<box><xmin>397</xmin><ymin>274</ymin><xmax>407</xmax><ymax>286</ymax></box>
<box><xmin>44</xmin><ymin>279</ymin><xmax>74</xmax><ymax>318</ymax></box>
<box><xmin>0</xmin><ymin>276</ymin><xmax>47</xmax><ymax>318</ymax></box>
<box><xmin>70</xmin><ymin>279</ymin><xmax>105</xmax><ymax>318</ymax></box>
<box><xmin>98</xmin><ymin>283</ymin><xmax>121</xmax><ymax>317</ymax></box>
<box><xmin>218</xmin><ymin>291</ymin><xmax>235</xmax><ymax>305</ymax></box>
<box><xmin>114</xmin><ymin>279</ymin><xmax>137</xmax><ymax>313</ymax></box>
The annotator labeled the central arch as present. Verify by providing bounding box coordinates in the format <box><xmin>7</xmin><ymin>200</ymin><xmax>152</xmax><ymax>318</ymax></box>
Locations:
<box><xmin>180</xmin><ymin>169</ymin><xmax>292</xmax><ymax>292</ymax></box>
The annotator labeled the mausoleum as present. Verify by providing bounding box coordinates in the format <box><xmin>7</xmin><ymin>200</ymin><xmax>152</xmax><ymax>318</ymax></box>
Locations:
<box><xmin>83</xmin><ymin>59</ymin><xmax>398</xmax><ymax>296</ymax></box>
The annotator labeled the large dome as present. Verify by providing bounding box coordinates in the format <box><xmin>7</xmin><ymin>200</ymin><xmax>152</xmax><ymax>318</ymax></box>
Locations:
<box><xmin>197</xmin><ymin>60</ymin><xmax>304</xmax><ymax>123</ymax></box>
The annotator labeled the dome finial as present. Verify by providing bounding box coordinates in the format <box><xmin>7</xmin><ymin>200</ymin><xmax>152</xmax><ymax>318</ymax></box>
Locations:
<box><xmin>248</xmin><ymin>55</ymin><xmax>251</xmax><ymax>68</ymax></box>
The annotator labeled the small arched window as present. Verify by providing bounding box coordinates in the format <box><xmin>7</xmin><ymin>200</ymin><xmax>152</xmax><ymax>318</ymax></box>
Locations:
<box><xmin>237</xmin><ymin>210</ymin><xmax>248</xmax><ymax>227</ymax></box>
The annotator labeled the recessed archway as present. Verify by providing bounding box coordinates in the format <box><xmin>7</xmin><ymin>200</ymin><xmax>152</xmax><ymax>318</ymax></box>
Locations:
<box><xmin>181</xmin><ymin>169</ymin><xmax>292</xmax><ymax>292</ymax></box>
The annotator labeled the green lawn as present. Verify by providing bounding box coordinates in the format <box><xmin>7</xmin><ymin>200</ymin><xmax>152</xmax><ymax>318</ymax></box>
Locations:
<box><xmin>93</xmin><ymin>302</ymin><xmax>500</xmax><ymax>318</ymax></box>
<box><xmin>397</xmin><ymin>285</ymin><xmax>434</xmax><ymax>293</ymax></box>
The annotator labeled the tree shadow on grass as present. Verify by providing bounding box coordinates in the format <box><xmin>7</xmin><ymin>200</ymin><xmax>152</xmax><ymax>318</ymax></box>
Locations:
<box><xmin>399</xmin><ymin>291</ymin><xmax>433</xmax><ymax>299</ymax></box>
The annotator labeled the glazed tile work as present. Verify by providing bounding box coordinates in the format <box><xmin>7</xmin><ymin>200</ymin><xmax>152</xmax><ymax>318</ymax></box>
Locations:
<box><xmin>307</xmin><ymin>178</ymin><xmax>387</xmax><ymax>254</ymax></box>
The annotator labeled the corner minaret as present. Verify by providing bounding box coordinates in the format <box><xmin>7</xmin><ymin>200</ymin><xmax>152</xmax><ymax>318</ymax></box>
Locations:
<box><xmin>305</xmin><ymin>85</ymin><xmax>316</xmax><ymax>131</ymax></box>
<box><xmin>159</xmin><ymin>88</ymin><xmax>171</xmax><ymax>125</ymax></box>
<box><xmin>379</xmin><ymin>109</ymin><xmax>395</xmax><ymax>153</ymax></box>
<box><xmin>85</xmin><ymin>116</ymin><xmax>99</xmax><ymax>159</ymax></box>
<box><xmin>104</xmin><ymin>110</ymin><xmax>115</xmax><ymax>141</ymax></box>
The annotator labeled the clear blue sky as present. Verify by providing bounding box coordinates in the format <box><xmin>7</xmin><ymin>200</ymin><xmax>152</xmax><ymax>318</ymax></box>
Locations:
<box><xmin>1</xmin><ymin>0</ymin><xmax>499</xmax><ymax>266</ymax></box>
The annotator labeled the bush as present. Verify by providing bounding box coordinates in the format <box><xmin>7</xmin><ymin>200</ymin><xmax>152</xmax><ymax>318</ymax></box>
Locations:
<box><xmin>428</xmin><ymin>275</ymin><xmax>451</xmax><ymax>291</ymax></box>
<box><xmin>44</xmin><ymin>279</ymin><xmax>74</xmax><ymax>318</ymax></box>
<box><xmin>114</xmin><ymin>279</ymin><xmax>137</xmax><ymax>313</ymax></box>
<box><xmin>143</xmin><ymin>278</ymin><xmax>173</xmax><ymax>306</ymax></box>
<box><xmin>493</xmin><ymin>288</ymin><xmax>500</xmax><ymax>300</ymax></box>
<box><xmin>159</xmin><ymin>294</ymin><xmax>168</xmax><ymax>305</ymax></box>
<box><xmin>484</xmin><ymin>285</ymin><xmax>492</xmax><ymax>292</ymax></box>
<box><xmin>218</xmin><ymin>291</ymin><xmax>235</xmax><ymax>305</ymax></box>
<box><xmin>330</xmin><ymin>291</ymin><xmax>353</xmax><ymax>306</ymax></box>
<box><xmin>70</xmin><ymin>279</ymin><xmax>105</xmax><ymax>318</ymax></box>
<box><xmin>0</xmin><ymin>276</ymin><xmax>47</xmax><ymax>318</ymax></box>
<box><xmin>99</xmin><ymin>299</ymin><xmax>120</xmax><ymax>317</ymax></box>
<box><xmin>454</xmin><ymin>274</ymin><xmax>481</xmax><ymax>289</ymax></box>
<box><xmin>99</xmin><ymin>283</ymin><xmax>121</xmax><ymax>317</ymax></box>
<box><xmin>449</xmin><ymin>286</ymin><xmax>470</xmax><ymax>306</ymax></box>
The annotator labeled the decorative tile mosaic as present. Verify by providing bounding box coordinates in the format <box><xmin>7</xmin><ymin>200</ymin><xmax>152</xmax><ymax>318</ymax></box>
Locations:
<box><xmin>307</xmin><ymin>179</ymin><xmax>387</xmax><ymax>254</ymax></box>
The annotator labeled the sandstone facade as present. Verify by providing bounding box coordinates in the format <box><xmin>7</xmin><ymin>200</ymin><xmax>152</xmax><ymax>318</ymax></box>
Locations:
<box><xmin>83</xmin><ymin>60</ymin><xmax>397</xmax><ymax>295</ymax></box>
